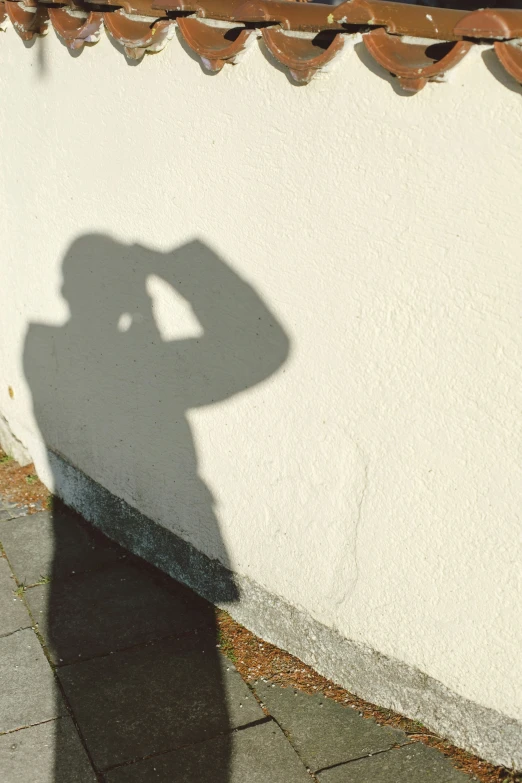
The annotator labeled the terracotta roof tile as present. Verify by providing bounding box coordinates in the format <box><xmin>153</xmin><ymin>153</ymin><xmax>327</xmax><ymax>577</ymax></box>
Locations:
<box><xmin>494</xmin><ymin>38</ymin><xmax>522</xmax><ymax>82</ymax></box>
<box><xmin>363</xmin><ymin>27</ymin><xmax>472</xmax><ymax>91</ymax></box>
<box><xmin>229</xmin><ymin>0</ymin><xmax>340</xmax><ymax>29</ymax></box>
<box><xmin>103</xmin><ymin>12</ymin><xmax>174</xmax><ymax>59</ymax></box>
<box><xmin>88</xmin><ymin>0</ymin><xmax>164</xmax><ymax>17</ymax></box>
<box><xmin>332</xmin><ymin>0</ymin><xmax>467</xmax><ymax>40</ymax></box>
<box><xmin>177</xmin><ymin>17</ymin><xmax>255</xmax><ymax>71</ymax></box>
<box><xmin>260</xmin><ymin>28</ymin><xmax>346</xmax><ymax>82</ymax></box>
<box><xmin>453</xmin><ymin>7</ymin><xmax>522</xmax><ymax>37</ymax></box>
<box><xmin>154</xmin><ymin>0</ymin><xmax>252</xmax><ymax>17</ymax></box>
<box><xmin>2</xmin><ymin>0</ymin><xmax>522</xmax><ymax>89</ymax></box>
<box><xmin>4</xmin><ymin>0</ymin><xmax>49</xmax><ymax>40</ymax></box>
<box><xmin>48</xmin><ymin>8</ymin><xmax>103</xmax><ymax>50</ymax></box>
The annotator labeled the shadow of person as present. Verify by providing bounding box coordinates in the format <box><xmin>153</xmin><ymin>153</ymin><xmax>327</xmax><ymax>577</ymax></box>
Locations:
<box><xmin>23</xmin><ymin>235</ymin><xmax>290</xmax><ymax>782</ymax></box>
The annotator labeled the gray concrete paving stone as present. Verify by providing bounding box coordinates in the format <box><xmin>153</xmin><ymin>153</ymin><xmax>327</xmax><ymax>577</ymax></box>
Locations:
<box><xmin>0</xmin><ymin>508</ymin><xmax>125</xmax><ymax>586</ymax></box>
<box><xmin>0</xmin><ymin>628</ymin><xmax>65</xmax><ymax>732</ymax></box>
<box><xmin>0</xmin><ymin>507</ymin><xmax>28</xmax><ymax>523</ymax></box>
<box><xmin>317</xmin><ymin>742</ymin><xmax>472</xmax><ymax>782</ymax></box>
<box><xmin>0</xmin><ymin>496</ymin><xmax>30</xmax><ymax>522</ymax></box>
<box><xmin>253</xmin><ymin>680</ymin><xmax>406</xmax><ymax>773</ymax></box>
<box><xmin>25</xmin><ymin>560</ymin><xmax>216</xmax><ymax>664</ymax></box>
<box><xmin>0</xmin><ymin>717</ymin><xmax>97</xmax><ymax>783</ymax></box>
<box><xmin>58</xmin><ymin>635</ymin><xmax>264</xmax><ymax>770</ymax></box>
<box><xmin>0</xmin><ymin>497</ymin><xmax>16</xmax><ymax>513</ymax></box>
<box><xmin>105</xmin><ymin>720</ymin><xmax>312</xmax><ymax>783</ymax></box>
<box><xmin>0</xmin><ymin>557</ymin><xmax>31</xmax><ymax>637</ymax></box>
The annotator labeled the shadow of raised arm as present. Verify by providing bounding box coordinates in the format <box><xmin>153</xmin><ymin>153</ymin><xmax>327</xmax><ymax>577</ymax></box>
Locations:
<box><xmin>156</xmin><ymin>239</ymin><xmax>290</xmax><ymax>408</ymax></box>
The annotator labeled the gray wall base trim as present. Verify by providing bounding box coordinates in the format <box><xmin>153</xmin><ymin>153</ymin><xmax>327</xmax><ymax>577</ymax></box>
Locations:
<box><xmin>49</xmin><ymin>450</ymin><xmax>521</xmax><ymax>771</ymax></box>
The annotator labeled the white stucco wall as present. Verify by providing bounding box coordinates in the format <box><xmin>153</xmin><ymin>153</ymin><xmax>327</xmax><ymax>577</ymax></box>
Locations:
<box><xmin>1</xmin><ymin>25</ymin><xmax>520</xmax><ymax>766</ymax></box>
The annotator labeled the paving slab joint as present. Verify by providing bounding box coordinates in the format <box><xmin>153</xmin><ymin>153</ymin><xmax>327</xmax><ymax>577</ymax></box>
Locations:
<box><xmin>313</xmin><ymin>742</ymin><xmax>414</xmax><ymax>776</ymax></box>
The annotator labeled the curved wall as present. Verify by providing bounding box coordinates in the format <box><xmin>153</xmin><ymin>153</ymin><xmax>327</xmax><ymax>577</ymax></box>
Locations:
<box><xmin>1</xmin><ymin>26</ymin><xmax>520</xmax><ymax>767</ymax></box>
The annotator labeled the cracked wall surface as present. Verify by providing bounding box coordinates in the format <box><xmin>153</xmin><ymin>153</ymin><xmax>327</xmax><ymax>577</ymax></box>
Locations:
<box><xmin>0</xmin><ymin>23</ymin><xmax>521</xmax><ymax>767</ymax></box>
